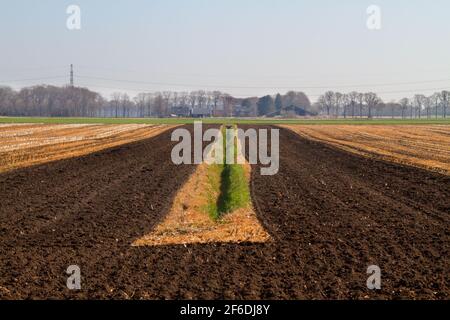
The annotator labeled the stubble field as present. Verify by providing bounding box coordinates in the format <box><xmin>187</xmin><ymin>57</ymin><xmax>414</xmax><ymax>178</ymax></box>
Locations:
<box><xmin>0</xmin><ymin>123</ymin><xmax>174</xmax><ymax>173</ymax></box>
<box><xmin>282</xmin><ymin>125</ymin><xmax>450</xmax><ymax>174</ymax></box>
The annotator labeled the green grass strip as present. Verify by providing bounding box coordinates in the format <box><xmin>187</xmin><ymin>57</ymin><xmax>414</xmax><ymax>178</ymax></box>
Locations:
<box><xmin>1</xmin><ymin>117</ymin><xmax>450</xmax><ymax>125</ymax></box>
<box><xmin>204</xmin><ymin>163</ymin><xmax>223</xmax><ymax>221</ymax></box>
<box><xmin>217</xmin><ymin>162</ymin><xmax>250</xmax><ymax>215</ymax></box>
<box><xmin>204</xmin><ymin>125</ymin><xmax>251</xmax><ymax>221</ymax></box>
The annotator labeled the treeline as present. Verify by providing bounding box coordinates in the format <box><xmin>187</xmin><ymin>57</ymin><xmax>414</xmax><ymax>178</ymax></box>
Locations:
<box><xmin>0</xmin><ymin>85</ymin><xmax>104</xmax><ymax>117</ymax></box>
<box><xmin>0</xmin><ymin>85</ymin><xmax>448</xmax><ymax>118</ymax></box>
<box><xmin>0</xmin><ymin>85</ymin><xmax>313</xmax><ymax>118</ymax></box>
<box><xmin>315</xmin><ymin>91</ymin><xmax>450</xmax><ymax>118</ymax></box>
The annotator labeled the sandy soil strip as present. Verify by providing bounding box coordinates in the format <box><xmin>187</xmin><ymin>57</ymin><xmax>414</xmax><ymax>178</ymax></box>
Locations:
<box><xmin>133</xmin><ymin>161</ymin><xmax>270</xmax><ymax>246</ymax></box>
<box><xmin>282</xmin><ymin>125</ymin><xmax>450</xmax><ymax>175</ymax></box>
<box><xmin>0</xmin><ymin>124</ymin><xmax>176</xmax><ymax>173</ymax></box>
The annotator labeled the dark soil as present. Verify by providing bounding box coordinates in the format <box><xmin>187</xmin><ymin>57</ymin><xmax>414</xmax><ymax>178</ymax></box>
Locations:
<box><xmin>0</xmin><ymin>125</ymin><xmax>448</xmax><ymax>299</ymax></box>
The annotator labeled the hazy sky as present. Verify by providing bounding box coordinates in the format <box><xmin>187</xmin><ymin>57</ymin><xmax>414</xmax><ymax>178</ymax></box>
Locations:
<box><xmin>1</xmin><ymin>0</ymin><xmax>450</xmax><ymax>101</ymax></box>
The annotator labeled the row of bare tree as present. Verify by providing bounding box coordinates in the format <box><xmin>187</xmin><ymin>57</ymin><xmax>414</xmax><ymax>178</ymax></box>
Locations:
<box><xmin>0</xmin><ymin>86</ymin><xmax>234</xmax><ymax>118</ymax></box>
<box><xmin>0</xmin><ymin>85</ymin><xmax>104</xmax><ymax>117</ymax></box>
<box><xmin>0</xmin><ymin>84</ymin><xmax>448</xmax><ymax>118</ymax></box>
<box><xmin>316</xmin><ymin>91</ymin><xmax>450</xmax><ymax>118</ymax></box>
<box><xmin>125</xmin><ymin>90</ymin><xmax>235</xmax><ymax>117</ymax></box>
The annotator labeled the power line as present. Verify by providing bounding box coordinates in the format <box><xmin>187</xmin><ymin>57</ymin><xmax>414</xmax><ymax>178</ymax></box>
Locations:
<box><xmin>0</xmin><ymin>66</ymin><xmax>67</xmax><ymax>72</ymax></box>
<box><xmin>371</xmin><ymin>87</ymin><xmax>450</xmax><ymax>95</ymax></box>
<box><xmin>75</xmin><ymin>82</ymin><xmax>449</xmax><ymax>99</ymax></box>
<box><xmin>1</xmin><ymin>73</ymin><xmax>448</xmax><ymax>99</ymax></box>
<box><xmin>75</xmin><ymin>75</ymin><xmax>450</xmax><ymax>90</ymax></box>
<box><xmin>0</xmin><ymin>76</ymin><xmax>67</xmax><ymax>84</ymax></box>
<box><xmin>76</xmin><ymin>64</ymin><xmax>450</xmax><ymax>80</ymax></box>
<box><xmin>1</xmin><ymin>64</ymin><xmax>449</xmax><ymax>83</ymax></box>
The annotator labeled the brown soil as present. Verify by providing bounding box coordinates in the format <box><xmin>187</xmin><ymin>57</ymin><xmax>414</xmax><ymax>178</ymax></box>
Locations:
<box><xmin>282</xmin><ymin>125</ymin><xmax>450</xmax><ymax>175</ymax></box>
<box><xmin>0</xmin><ymin>123</ymin><xmax>174</xmax><ymax>173</ymax></box>
<box><xmin>0</xmin><ymin>126</ymin><xmax>448</xmax><ymax>299</ymax></box>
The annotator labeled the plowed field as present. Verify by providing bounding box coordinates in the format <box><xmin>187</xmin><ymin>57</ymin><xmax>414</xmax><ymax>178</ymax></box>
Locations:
<box><xmin>0</xmin><ymin>125</ymin><xmax>448</xmax><ymax>299</ymax></box>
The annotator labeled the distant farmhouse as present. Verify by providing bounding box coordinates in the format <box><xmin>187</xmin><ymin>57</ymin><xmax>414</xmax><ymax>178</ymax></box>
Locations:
<box><xmin>170</xmin><ymin>106</ymin><xmax>214</xmax><ymax>118</ymax></box>
<box><xmin>191</xmin><ymin>107</ymin><xmax>213</xmax><ymax>118</ymax></box>
<box><xmin>170</xmin><ymin>106</ymin><xmax>191</xmax><ymax>118</ymax></box>
<box><xmin>280</xmin><ymin>105</ymin><xmax>316</xmax><ymax>117</ymax></box>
